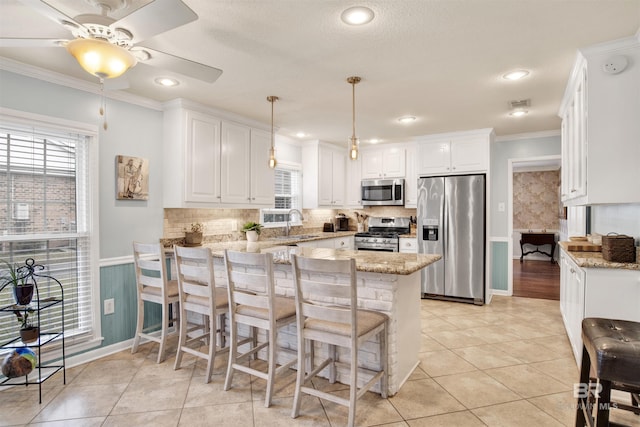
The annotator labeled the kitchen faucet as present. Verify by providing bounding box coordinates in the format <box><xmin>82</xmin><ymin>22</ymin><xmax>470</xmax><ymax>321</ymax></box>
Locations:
<box><xmin>285</xmin><ymin>209</ymin><xmax>304</xmax><ymax>236</ymax></box>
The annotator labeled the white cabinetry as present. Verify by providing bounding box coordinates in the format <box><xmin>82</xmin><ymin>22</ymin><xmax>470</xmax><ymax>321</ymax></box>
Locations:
<box><xmin>302</xmin><ymin>141</ymin><xmax>346</xmax><ymax>208</ymax></box>
<box><xmin>297</xmin><ymin>236</ymin><xmax>354</xmax><ymax>249</ymax></box>
<box><xmin>220</xmin><ymin>123</ymin><xmax>274</xmax><ymax>205</ymax></box>
<box><xmin>559</xmin><ymin>35</ymin><xmax>640</xmax><ymax>205</ymax></box>
<box><xmin>345</xmin><ymin>157</ymin><xmax>362</xmax><ymax>208</ymax></box>
<box><xmin>163</xmin><ymin>100</ymin><xmax>273</xmax><ymax>208</ymax></box>
<box><xmin>164</xmin><ymin>107</ymin><xmax>222</xmax><ymax>207</ymax></box>
<box><xmin>361</xmin><ymin>146</ymin><xmax>405</xmax><ymax>179</ymax></box>
<box><xmin>404</xmin><ymin>144</ymin><xmax>418</xmax><ymax>208</ymax></box>
<box><xmin>399</xmin><ymin>237</ymin><xmax>417</xmax><ymax>253</ymax></box>
<box><xmin>416</xmin><ymin>129</ymin><xmax>492</xmax><ymax>176</ymax></box>
<box><xmin>559</xmin><ymin>249</ymin><xmax>640</xmax><ymax>365</ymax></box>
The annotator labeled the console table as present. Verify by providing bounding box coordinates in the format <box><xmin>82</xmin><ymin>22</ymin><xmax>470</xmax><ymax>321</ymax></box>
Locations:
<box><xmin>520</xmin><ymin>232</ymin><xmax>556</xmax><ymax>263</ymax></box>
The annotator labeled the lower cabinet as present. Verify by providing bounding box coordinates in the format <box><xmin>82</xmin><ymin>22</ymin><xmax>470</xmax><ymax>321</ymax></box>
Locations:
<box><xmin>297</xmin><ymin>236</ymin><xmax>354</xmax><ymax>250</ymax></box>
<box><xmin>559</xmin><ymin>249</ymin><xmax>640</xmax><ymax>365</ymax></box>
<box><xmin>399</xmin><ymin>237</ymin><xmax>417</xmax><ymax>253</ymax></box>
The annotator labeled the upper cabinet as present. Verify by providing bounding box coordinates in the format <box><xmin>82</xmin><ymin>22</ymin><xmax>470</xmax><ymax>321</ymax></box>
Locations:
<box><xmin>416</xmin><ymin>129</ymin><xmax>493</xmax><ymax>176</ymax></box>
<box><xmin>163</xmin><ymin>100</ymin><xmax>274</xmax><ymax>208</ymax></box>
<box><xmin>559</xmin><ymin>35</ymin><xmax>640</xmax><ymax>205</ymax></box>
<box><xmin>220</xmin><ymin>123</ymin><xmax>274</xmax><ymax>205</ymax></box>
<box><xmin>404</xmin><ymin>143</ymin><xmax>418</xmax><ymax>208</ymax></box>
<box><xmin>360</xmin><ymin>146</ymin><xmax>406</xmax><ymax>179</ymax></box>
<box><xmin>302</xmin><ymin>141</ymin><xmax>346</xmax><ymax>208</ymax></box>
<box><xmin>345</xmin><ymin>157</ymin><xmax>363</xmax><ymax>208</ymax></box>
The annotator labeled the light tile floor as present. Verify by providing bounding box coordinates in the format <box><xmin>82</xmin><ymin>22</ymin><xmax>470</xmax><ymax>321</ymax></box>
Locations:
<box><xmin>2</xmin><ymin>296</ymin><xmax>638</xmax><ymax>426</ymax></box>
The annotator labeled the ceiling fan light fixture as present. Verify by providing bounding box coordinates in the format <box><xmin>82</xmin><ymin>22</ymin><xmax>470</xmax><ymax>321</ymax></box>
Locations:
<box><xmin>341</xmin><ymin>6</ymin><xmax>375</xmax><ymax>25</ymax></box>
<box><xmin>66</xmin><ymin>38</ymin><xmax>137</xmax><ymax>79</ymax></box>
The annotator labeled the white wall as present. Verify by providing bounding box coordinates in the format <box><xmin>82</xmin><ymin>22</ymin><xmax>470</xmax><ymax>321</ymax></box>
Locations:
<box><xmin>591</xmin><ymin>203</ymin><xmax>640</xmax><ymax>245</ymax></box>
<box><xmin>0</xmin><ymin>68</ymin><xmax>165</xmax><ymax>258</ymax></box>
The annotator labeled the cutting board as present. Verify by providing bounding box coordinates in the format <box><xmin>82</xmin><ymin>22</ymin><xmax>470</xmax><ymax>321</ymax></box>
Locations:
<box><xmin>564</xmin><ymin>241</ymin><xmax>602</xmax><ymax>252</ymax></box>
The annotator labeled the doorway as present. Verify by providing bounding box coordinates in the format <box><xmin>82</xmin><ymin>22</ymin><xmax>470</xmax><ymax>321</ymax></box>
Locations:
<box><xmin>507</xmin><ymin>155</ymin><xmax>562</xmax><ymax>300</ymax></box>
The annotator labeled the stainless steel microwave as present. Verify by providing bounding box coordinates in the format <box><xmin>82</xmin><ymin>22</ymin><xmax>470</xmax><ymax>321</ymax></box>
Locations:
<box><xmin>361</xmin><ymin>178</ymin><xmax>404</xmax><ymax>206</ymax></box>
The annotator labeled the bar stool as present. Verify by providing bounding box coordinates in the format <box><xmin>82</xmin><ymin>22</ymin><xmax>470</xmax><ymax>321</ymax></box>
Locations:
<box><xmin>131</xmin><ymin>242</ymin><xmax>180</xmax><ymax>363</ymax></box>
<box><xmin>290</xmin><ymin>254</ymin><xmax>388</xmax><ymax>427</ymax></box>
<box><xmin>173</xmin><ymin>245</ymin><xmax>229</xmax><ymax>383</ymax></box>
<box><xmin>575</xmin><ymin>318</ymin><xmax>640</xmax><ymax>427</ymax></box>
<box><xmin>222</xmin><ymin>250</ymin><xmax>298</xmax><ymax>407</ymax></box>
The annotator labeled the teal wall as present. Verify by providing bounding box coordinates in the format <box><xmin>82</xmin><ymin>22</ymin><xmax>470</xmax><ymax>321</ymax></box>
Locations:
<box><xmin>489</xmin><ymin>134</ymin><xmax>561</xmax><ymax>291</ymax></box>
<box><xmin>99</xmin><ymin>263</ymin><xmax>160</xmax><ymax>347</ymax></box>
<box><xmin>491</xmin><ymin>241</ymin><xmax>509</xmax><ymax>291</ymax></box>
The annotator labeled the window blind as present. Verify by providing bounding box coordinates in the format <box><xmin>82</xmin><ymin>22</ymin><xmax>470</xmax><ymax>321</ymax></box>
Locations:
<box><xmin>0</xmin><ymin>122</ymin><xmax>95</xmax><ymax>348</ymax></box>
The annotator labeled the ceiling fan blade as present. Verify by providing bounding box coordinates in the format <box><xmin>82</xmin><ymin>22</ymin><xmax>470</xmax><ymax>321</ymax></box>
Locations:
<box><xmin>18</xmin><ymin>0</ymin><xmax>82</xmax><ymax>29</ymax></box>
<box><xmin>140</xmin><ymin>47</ymin><xmax>223</xmax><ymax>83</ymax></box>
<box><xmin>0</xmin><ymin>38</ymin><xmax>65</xmax><ymax>47</ymax></box>
<box><xmin>111</xmin><ymin>0</ymin><xmax>197</xmax><ymax>44</ymax></box>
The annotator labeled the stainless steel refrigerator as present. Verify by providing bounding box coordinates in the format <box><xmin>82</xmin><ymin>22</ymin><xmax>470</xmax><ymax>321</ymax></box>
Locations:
<box><xmin>417</xmin><ymin>174</ymin><xmax>486</xmax><ymax>304</ymax></box>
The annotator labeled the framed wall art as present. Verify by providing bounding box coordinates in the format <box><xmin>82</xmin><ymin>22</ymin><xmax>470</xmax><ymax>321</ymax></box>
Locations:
<box><xmin>116</xmin><ymin>155</ymin><xmax>149</xmax><ymax>200</ymax></box>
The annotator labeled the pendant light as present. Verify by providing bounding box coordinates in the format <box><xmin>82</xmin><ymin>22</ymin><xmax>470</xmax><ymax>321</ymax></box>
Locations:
<box><xmin>267</xmin><ymin>96</ymin><xmax>279</xmax><ymax>169</ymax></box>
<box><xmin>347</xmin><ymin>76</ymin><xmax>361</xmax><ymax>160</ymax></box>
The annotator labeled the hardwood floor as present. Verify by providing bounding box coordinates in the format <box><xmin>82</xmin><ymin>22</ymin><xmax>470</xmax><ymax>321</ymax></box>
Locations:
<box><xmin>513</xmin><ymin>259</ymin><xmax>560</xmax><ymax>300</ymax></box>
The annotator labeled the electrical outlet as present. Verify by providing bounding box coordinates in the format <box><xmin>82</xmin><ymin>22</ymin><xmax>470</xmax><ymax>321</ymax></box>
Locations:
<box><xmin>231</xmin><ymin>220</ymin><xmax>238</xmax><ymax>232</ymax></box>
<box><xmin>104</xmin><ymin>298</ymin><xmax>115</xmax><ymax>315</ymax></box>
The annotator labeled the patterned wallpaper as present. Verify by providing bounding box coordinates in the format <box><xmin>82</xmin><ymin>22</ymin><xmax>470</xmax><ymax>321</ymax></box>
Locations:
<box><xmin>513</xmin><ymin>170</ymin><xmax>560</xmax><ymax>231</ymax></box>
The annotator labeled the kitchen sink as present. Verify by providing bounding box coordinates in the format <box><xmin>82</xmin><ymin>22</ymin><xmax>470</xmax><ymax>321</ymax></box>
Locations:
<box><xmin>272</xmin><ymin>234</ymin><xmax>319</xmax><ymax>240</ymax></box>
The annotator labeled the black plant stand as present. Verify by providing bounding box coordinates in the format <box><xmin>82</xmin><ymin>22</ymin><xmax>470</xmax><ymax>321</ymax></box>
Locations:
<box><xmin>0</xmin><ymin>258</ymin><xmax>66</xmax><ymax>403</ymax></box>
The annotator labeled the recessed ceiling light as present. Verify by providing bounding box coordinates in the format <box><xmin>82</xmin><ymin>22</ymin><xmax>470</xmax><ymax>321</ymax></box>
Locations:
<box><xmin>341</xmin><ymin>6</ymin><xmax>374</xmax><ymax>25</ymax></box>
<box><xmin>368</xmin><ymin>138</ymin><xmax>381</xmax><ymax>144</ymax></box>
<box><xmin>509</xmin><ymin>109</ymin><xmax>528</xmax><ymax>117</ymax></box>
<box><xmin>397</xmin><ymin>116</ymin><xmax>416</xmax><ymax>124</ymax></box>
<box><xmin>295</xmin><ymin>132</ymin><xmax>307</xmax><ymax>138</ymax></box>
<box><xmin>503</xmin><ymin>70</ymin><xmax>530</xmax><ymax>81</ymax></box>
<box><xmin>154</xmin><ymin>77</ymin><xmax>179</xmax><ymax>87</ymax></box>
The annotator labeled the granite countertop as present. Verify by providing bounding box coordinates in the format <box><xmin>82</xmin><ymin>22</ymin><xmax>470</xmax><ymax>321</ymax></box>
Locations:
<box><xmin>170</xmin><ymin>239</ymin><xmax>439</xmax><ymax>275</ymax></box>
<box><xmin>559</xmin><ymin>241</ymin><xmax>639</xmax><ymax>270</ymax></box>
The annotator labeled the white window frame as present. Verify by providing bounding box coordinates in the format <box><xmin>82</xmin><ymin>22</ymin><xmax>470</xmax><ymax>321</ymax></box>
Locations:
<box><xmin>0</xmin><ymin>107</ymin><xmax>101</xmax><ymax>355</ymax></box>
<box><xmin>261</xmin><ymin>161</ymin><xmax>302</xmax><ymax>228</ymax></box>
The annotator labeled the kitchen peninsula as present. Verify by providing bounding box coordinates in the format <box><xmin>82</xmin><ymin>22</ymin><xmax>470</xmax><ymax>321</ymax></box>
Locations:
<box><xmin>194</xmin><ymin>238</ymin><xmax>441</xmax><ymax>396</ymax></box>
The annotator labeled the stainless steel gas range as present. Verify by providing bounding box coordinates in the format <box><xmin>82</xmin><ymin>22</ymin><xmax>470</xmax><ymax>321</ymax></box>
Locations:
<box><xmin>354</xmin><ymin>217</ymin><xmax>411</xmax><ymax>252</ymax></box>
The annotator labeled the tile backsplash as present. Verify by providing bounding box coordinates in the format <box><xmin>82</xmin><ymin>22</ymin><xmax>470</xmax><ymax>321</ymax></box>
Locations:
<box><xmin>163</xmin><ymin>206</ymin><xmax>417</xmax><ymax>243</ymax></box>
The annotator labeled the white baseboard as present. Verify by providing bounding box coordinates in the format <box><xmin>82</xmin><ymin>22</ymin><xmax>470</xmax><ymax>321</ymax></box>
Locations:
<box><xmin>491</xmin><ymin>289</ymin><xmax>511</xmax><ymax>297</ymax></box>
<box><xmin>65</xmin><ymin>338</ymin><xmax>136</xmax><ymax>369</ymax></box>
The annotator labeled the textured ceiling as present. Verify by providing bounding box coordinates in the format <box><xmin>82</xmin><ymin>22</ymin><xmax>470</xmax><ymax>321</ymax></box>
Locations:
<box><xmin>1</xmin><ymin>0</ymin><xmax>639</xmax><ymax>145</ymax></box>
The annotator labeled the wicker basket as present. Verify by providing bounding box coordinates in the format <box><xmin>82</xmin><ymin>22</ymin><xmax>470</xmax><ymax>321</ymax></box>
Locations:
<box><xmin>602</xmin><ymin>234</ymin><xmax>636</xmax><ymax>263</ymax></box>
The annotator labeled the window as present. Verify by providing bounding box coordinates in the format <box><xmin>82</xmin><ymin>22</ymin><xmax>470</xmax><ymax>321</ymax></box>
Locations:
<box><xmin>0</xmin><ymin>109</ymin><xmax>99</xmax><ymax>352</ymax></box>
<box><xmin>261</xmin><ymin>162</ymin><xmax>302</xmax><ymax>227</ymax></box>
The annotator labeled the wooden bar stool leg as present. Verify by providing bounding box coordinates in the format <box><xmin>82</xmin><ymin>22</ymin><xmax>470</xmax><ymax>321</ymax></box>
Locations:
<box><xmin>576</xmin><ymin>346</ymin><xmax>591</xmax><ymax>427</ymax></box>
<box><xmin>595</xmin><ymin>379</ymin><xmax>612</xmax><ymax>427</ymax></box>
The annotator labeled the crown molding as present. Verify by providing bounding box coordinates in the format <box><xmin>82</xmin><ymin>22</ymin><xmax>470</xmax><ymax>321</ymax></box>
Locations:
<box><xmin>494</xmin><ymin>129</ymin><xmax>560</xmax><ymax>142</ymax></box>
<box><xmin>0</xmin><ymin>56</ymin><xmax>163</xmax><ymax>111</ymax></box>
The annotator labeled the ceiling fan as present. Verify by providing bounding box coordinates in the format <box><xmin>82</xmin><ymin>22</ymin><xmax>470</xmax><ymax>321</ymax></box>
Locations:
<box><xmin>1</xmin><ymin>0</ymin><xmax>223</xmax><ymax>83</ymax></box>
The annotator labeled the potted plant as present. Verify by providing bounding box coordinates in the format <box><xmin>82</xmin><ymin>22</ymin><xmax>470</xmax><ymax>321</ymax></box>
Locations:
<box><xmin>15</xmin><ymin>306</ymin><xmax>38</xmax><ymax>343</ymax></box>
<box><xmin>184</xmin><ymin>222</ymin><xmax>204</xmax><ymax>246</ymax></box>
<box><xmin>242</xmin><ymin>221</ymin><xmax>262</xmax><ymax>242</ymax></box>
<box><xmin>0</xmin><ymin>260</ymin><xmax>34</xmax><ymax>306</ymax></box>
